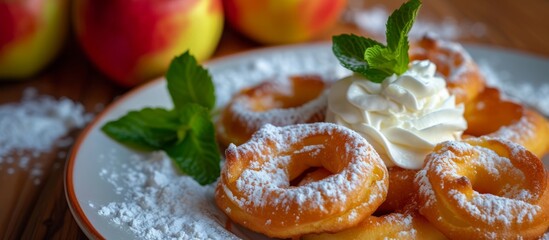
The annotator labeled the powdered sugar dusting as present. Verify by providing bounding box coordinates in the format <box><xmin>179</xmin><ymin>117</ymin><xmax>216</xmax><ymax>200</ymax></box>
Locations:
<box><xmin>229</xmin><ymin>90</ymin><xmax>328</xmax><ymax>131</ymax></box>
<box><xmin>449</xmin><ymin>190</ymin><xmax>540</xmax><ymax>226</ymax></box>
<box><xmin>491</xmin><ymin>115</ymin><xmax>536</xmax><ymax>144</ymax></box>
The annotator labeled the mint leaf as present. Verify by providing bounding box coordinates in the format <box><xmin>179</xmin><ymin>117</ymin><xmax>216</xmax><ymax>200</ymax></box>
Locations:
<box><xmin>332</xmin><ymin>34</ymin><xmax>383</xmax><ymax>73</ymax></box>
<box><xmin>101</xmin><ymin>108</ymin><xmax>180</xmax><ymax>151</ymax></box>
<box><xmin>102</xmin><ymin>52</ymin><xmax>222</xmax><ymax>186</ymax></box>
<box><xmin>386</xmin><ymin>0</ymin><xmax>421</xmax><ymax>74</ymax></box>
<box><xmin>331</xmin><ymin>0</ymin><xmax>421</xmax><ymax>82</ymax></box>
<box><xmin>164</xmin><ymin>103</ymin><xmax>220</xmax><ymax>185</ymax></box>
<box><xmin>166</xmin><ymin>51</ymin><xmax>215</xmax><ymax>111</ymax></box>
<box><xmin>364</xmin><ymin>45</ymin><xmax>397</xmax><ymax>82</ymax></box>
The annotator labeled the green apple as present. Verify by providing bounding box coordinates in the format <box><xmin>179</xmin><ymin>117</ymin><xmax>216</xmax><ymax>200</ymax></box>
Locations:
<box><xmin>73</xmin><ymin>0</ymin><xmax>224</xmax><ymax>87</ymax></box>
<box><xmin>0</xmin><ymin>0</ymin><xmax>69</xmax><ymax>79</ymax></box>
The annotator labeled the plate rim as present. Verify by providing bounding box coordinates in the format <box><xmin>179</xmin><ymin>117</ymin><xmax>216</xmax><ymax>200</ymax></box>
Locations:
<box><xmin>63</xmin><ymin>41</ymin><xmax>549</xmax><ymax>240</ymax></box>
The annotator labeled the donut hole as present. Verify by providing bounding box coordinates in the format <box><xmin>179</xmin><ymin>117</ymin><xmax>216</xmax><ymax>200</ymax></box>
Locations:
<box><xmin>292</xmin><ymin>167</ymin><xmax>333</xmax><ymax>187</ymax></box>
<box><xmin>464</xmin><ymin>88</ymin><xmax>522</xmax><ymax>136</ymax></box>
<box><xmin>245</xmin><ymin>75</ymin><xmax>326</xmax><ymax>112</ymax></box>
<box><xmin>285</xmin><ymin>132</ymin><xmax>355</xmax><ymax>186</ymax></box>
<box><xmin>465</xmin><ymin>144</ymin><xmax>530</xmax><ymax>198</ymax></box>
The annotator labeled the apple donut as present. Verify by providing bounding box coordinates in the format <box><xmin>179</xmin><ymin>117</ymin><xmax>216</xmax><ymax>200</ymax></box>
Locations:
<box><xmin>217</xmin><ymin>75</ymin><xmax>328</xmax><ymax>147</ymax></box>
<box><xmin>415</xmin><ymin>138</ymin><xmax>549</xmax><ymax>239</ymax></box>
<box><xmin>215</xmin><ymin>123</ymin><xmax>388</xmax><ymax>238</ymax></box>
<box><xmin>302</xmin><ymin>167</ymin><xmax>445</xmax><ymax>240</ymax></box>
<box><xmin>464</xmin><ymin>87</ymin><xmax>549</xmax><ymax>157</ymax></box>
<box><xmin>410</xmin><ymin>34</ymin><xmax>485</xmax><ymax>104</ymax></box>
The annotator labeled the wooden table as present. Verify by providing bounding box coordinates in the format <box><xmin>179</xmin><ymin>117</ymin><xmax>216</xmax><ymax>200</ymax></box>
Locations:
<box><xmin>1</xmin><ymin>0</ymin><xmax>548</xmax><ymax>239</ymax></box>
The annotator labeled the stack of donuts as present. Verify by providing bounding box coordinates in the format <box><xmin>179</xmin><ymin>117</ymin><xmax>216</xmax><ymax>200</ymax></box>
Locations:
<box><xmin>214</xmin><ymin>35</ymin><xmax>549</xmax><ymax>239</ymax></box>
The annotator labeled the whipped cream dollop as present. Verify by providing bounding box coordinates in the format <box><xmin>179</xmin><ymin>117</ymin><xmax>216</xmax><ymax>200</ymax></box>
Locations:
<box><xmin>326</xmin><ymin>60</ymin><xmax>467</xmax><ymax>169</ymax></box>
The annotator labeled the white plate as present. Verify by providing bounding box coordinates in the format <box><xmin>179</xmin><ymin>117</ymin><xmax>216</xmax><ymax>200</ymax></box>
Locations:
<box><xmin>65</xmin><ymin>43</ymin><xmax>549</xmax><ymax>239</ymax></box>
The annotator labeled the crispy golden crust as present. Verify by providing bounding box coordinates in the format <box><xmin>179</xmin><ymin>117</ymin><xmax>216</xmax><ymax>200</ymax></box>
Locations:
<box><xmin>215</xmin><ymin>123</ymin><xmax>388</xmax><ymax>238</ymax></box>
<box><xmin>410</xmin><ymin>35</ymin><xmax>485</xmax><ymax>104</ymax></box>
<box><xmin>217</xmin><ymin>75</ymin><xmax>327</xmax><ymax>147</ymax></box>
<box><xmin>415</xmin><ymin>138</ymin><xmax>549</xmax><ymax>239</ymax></box>
<box><xmin>376</xmin><ymin>167</ymin><xmax>419</xmax><ymax>215</ymax></box>
<box><xmin>464</xmin><ymin>87</ymin><xmax>549</xmax><ymax>157</ymax></box>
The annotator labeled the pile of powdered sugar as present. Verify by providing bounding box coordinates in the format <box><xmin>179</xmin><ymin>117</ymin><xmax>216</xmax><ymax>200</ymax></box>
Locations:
<box><xmin>97</xmin><ymin>152</ymin><xmax>238</xmax><ymax>240</ymax></box>
<box><xmin>0</xmin><ymin>88</ymin><xmax>90</xmax><ymax>182</ymax></box>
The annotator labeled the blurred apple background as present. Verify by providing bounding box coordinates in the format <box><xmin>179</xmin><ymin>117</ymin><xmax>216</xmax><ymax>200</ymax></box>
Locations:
<box><xmin>0</xmin><ymin>0</ymin><xmax>69</xmax><ymax>79</ymax></box>
<box><xmin>0</xmin><ymin>0</ymin><xmax>348</xmax><ymax>87</ymax></box>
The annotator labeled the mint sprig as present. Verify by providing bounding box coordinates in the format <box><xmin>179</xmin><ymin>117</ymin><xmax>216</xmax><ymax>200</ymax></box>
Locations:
<box><xmin>102</xmin><ymin>51</ymin><xmax>221</xmax><ymax>185</ymax></box>
<box><xmin>333</xmin><ymin>0</ymin><xmax>421</xmax><ymax>82</ymax></box>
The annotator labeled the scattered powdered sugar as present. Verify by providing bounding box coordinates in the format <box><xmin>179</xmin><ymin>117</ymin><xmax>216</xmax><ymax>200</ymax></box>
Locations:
<box><xmin>97</xmin><ymin>152</ymin><xmax>239</xmax><ymax>240</ymax></box>
<box><xmin>0</xmin><ymin>88</ymin><xmax>90</xmax><ymax>180</ymax></box>
<box><xmin>344</xmin><ymin>5</ymin><xmax>487</xmax><ymax>41</ymax></box>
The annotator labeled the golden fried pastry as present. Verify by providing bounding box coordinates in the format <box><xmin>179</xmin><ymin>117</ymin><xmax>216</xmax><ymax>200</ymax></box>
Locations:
<box><xmin>215</xmin><ymin>123</ymin><xmax>388</xmax><ymax>238</ymax></box>
<box><xmin>410</xmin><ymin>35</ymin><xmax>485</xmax><ymax>104</ymax></box>
<box><xmin>302</xmin><ymin>167</ymin><xmax>446</xmax><ymax>240</ymax></box>
<box><xmin>415</xmin><ymin>138</ymin><xmax>549</xmax><ymax>239</ymax></box>
<box><xmin>464</xmin><ymin>87</ymin><xmax>549</xmax><ymax>157</ymax></box>
<box><xmin>217</xmin><ymin>75</ymin><xmax>328</xmax><ymax>147</ymax></box>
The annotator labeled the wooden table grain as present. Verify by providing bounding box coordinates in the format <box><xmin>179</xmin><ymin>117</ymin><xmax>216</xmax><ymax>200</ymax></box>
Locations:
<box><xmin>1</xmin><ymin>0</ymin><xmax>548</xmax><ymax>239</ymax></box>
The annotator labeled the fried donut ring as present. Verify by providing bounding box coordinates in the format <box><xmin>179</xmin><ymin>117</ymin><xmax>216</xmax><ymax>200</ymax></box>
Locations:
<box><xmin>300</xmin><ymin>167</ymin><xmax>446</xmax><ymax>240</ymax></box>
<box><xmin>410</xmin><ymin>34</ymin><xmax>485</xmax><ymax>104</ymax></box>
<box><xmin>217</xmin><ymin>75</ymin><xmax>328</xmax><ymax>147</ymax></box>
<box><xmin>464</xmin><ymin>87</ymin><xmax>549</xmax><ymax>157</ymax></box>
<box><xmin>215</xmin><ymin>123</ymin><xmax>388</xmax><ymax>238</ymax></box>
<box><xmin>415</xmin><ymin>138</ymin><xmax>549</xmax><ymax>239</ymax></box>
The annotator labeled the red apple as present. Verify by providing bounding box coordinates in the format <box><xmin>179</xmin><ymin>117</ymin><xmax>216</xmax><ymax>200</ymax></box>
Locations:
<box><xmin>73</xmin><ymin>0</ymin><xmax>224</xmax><ymax>87</ymax></box>
<box><xmin>0</xmin><ymin>0</ymin><xmax>69</xmax><ymax>79</ymax></box>
<box><xmin>223</xmin><ymin>0</ymin><xmax>347</xmax><ymax>45</ymax></box>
